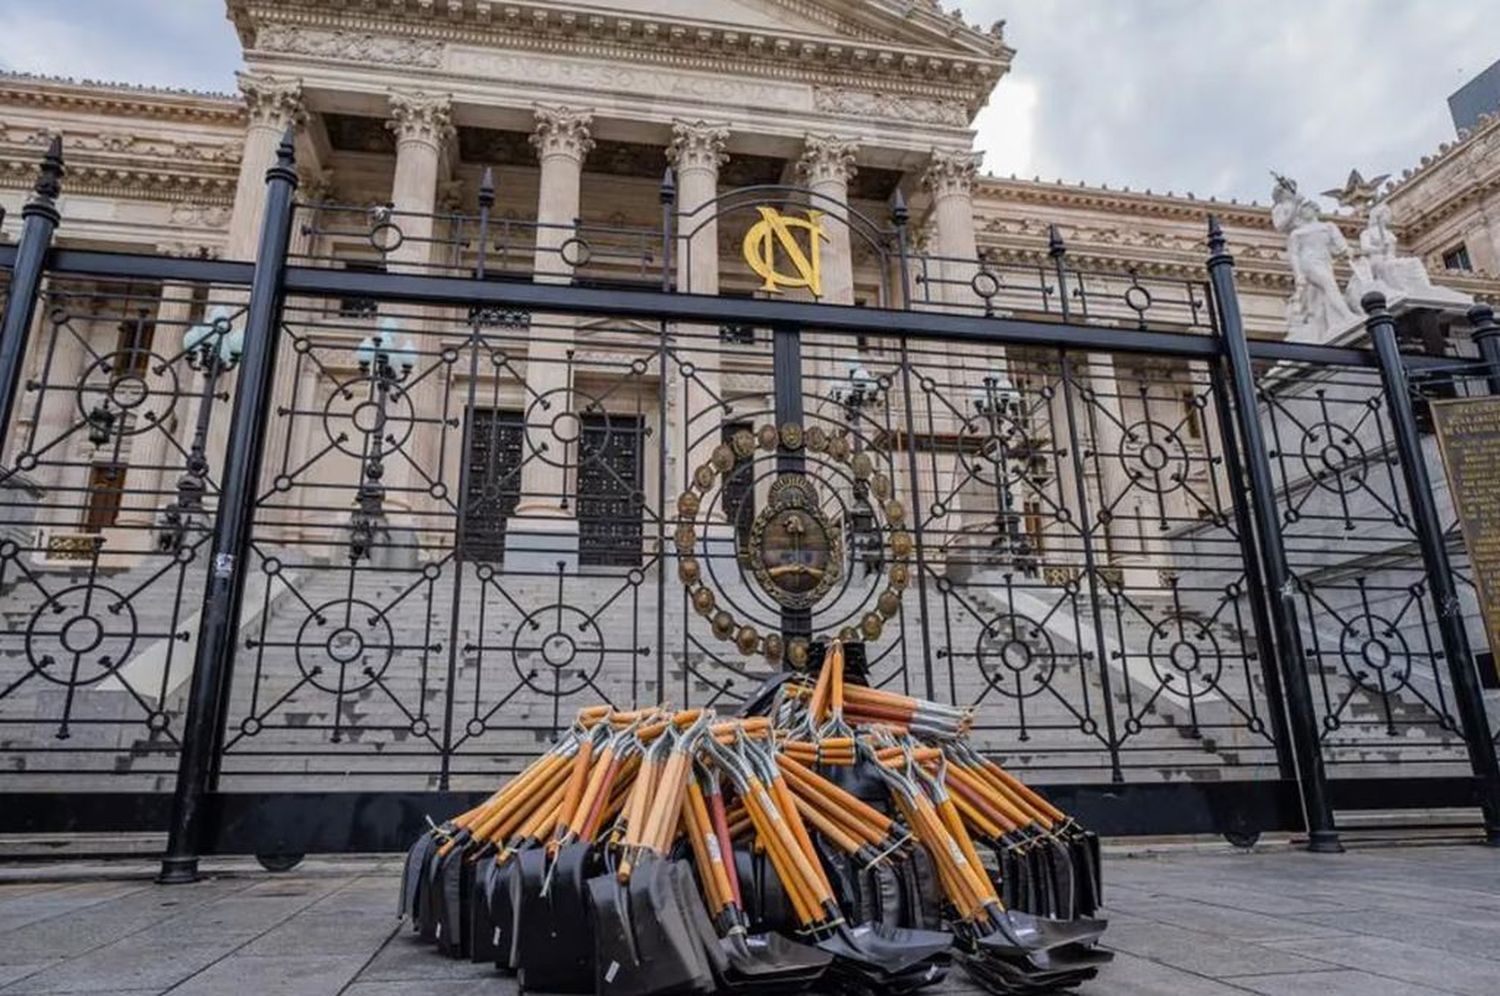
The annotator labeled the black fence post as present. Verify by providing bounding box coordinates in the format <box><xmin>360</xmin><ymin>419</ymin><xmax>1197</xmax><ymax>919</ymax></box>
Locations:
<box><xmin>158</xmin><ymin>131</ymin><xmax>300</xmax><ymax>883</ymax></box>
<box><xmin>1365</xmin><ymin>292</ymin><xmax>1500</xmax><ymax>844</ymax></box>
<box><xmin>0</xmin><ymin>137</ymin><xmax>63</xmax><ymax>461</ymax></box>
<box><xmin>1206</xmin><ymin>217</ymin><xmax>1342</xmax><ymax>852</ymax></box>
<box><xmin>1470</xmin><ymin>304</ymin><xmax>1500</xmax><ymax>396</ymax></box>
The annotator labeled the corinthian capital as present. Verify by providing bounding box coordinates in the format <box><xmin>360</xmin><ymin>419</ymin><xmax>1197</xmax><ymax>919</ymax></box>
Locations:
<box><xmin>667</xmin><ymin>120</ymin><xmax>730</xmax><ymax>174</ymax></box>
<box><xmin>924</xmin><ymin>149</ymin><xmax>982</xmax><ymax>200</ymax></box>
<box><xmin>530</xmin><ymin>105</ymin><xmax>595</xmax><ymax>162</ymax></box>
<box><xmin>796</xmin><ymin>135</ymin><xmax>859</xmax><ymax>187</ymax></box>
<box><xmin>387</xmin><ymin>91</ymin><xmax>456</xmax><ymax>148</ymax></box>
<box><xmin>237</xmin><ymin>72</ymin><xmax>305</xmax><ymax>130</ymax></box>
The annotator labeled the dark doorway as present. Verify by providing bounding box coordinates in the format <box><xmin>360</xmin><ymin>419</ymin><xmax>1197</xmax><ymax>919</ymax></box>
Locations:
<box><xmin>462</xmin><ymin>408</ymin><xmax>524</xmax><ymax>562</ymax></box>
<box><xmin>578</xmin><ymin>413</ymin><xmax>644</xmax><ymax>567</ymax></box>
<box><xmin>721</xmin><ymin>420</ymin><xmax>756</xmax><ymax>549</ymax></box>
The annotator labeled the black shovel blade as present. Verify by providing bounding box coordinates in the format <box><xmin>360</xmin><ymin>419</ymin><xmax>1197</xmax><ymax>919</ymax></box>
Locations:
<box><xmin>589</xmin><ymin>856</ymin><xmax>710</xmax><ymax>996</ymax></box>
<box><xmin>720</xmin><ymin>932</ymin><xmax>832</xmax><ymax>991</ymax></box>
<box><xmin>417</xmin><ymin>842</ymin><xmax>449</xmax><ymax>944</ymax></box>
<box><xmin>959</xmin><ymin>950</ymin><xmax>1098</xmax><ymax>994</ymax></box>
<box><xmin>468</xmin><ymin>857</ymin><xmax>501</xmax><ymax>964</ymax></box>
<box><xmin>817</xmin><ymin>920</ymin><xmax>953</xmax><ymax>978</ymax></box>
<box><xmin>435</xmin><ymin>849</ymin><xmax>473</xmax><ymax>958</ymax></box>
<box><xmin>399</xmin><ymin>832</ymin><xmax>436</xmax><ymax>922</ymax></box>
<box><xmin>514</xmin><ymin>846</ymin><xmax>596</xmax><ymax>994</ymax></box>
<box><xmin>981</xmin><ymin>910</ymin><xmax>1108</xmax><ymax>956</ymax></box>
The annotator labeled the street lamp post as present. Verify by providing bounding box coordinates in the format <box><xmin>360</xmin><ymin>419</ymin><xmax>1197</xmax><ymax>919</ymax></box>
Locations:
<box><xmin>157</xmin><ymin>307</ymin><xmax>244</xmax><ymax>552</ymax></box>
<box><xmin>972</xmin><ymin>370</ymin><xmax>1031</xmax><ymax>573</ymax></box>
<box><xmin>349</xmin><ymin>316</ymin><xmax>416</xmax><ymax>563</ymax></box>
<box><xmin>831</xmin><ymin>360</ymin><xmax>884</xmax><ymax>577</ymax></box>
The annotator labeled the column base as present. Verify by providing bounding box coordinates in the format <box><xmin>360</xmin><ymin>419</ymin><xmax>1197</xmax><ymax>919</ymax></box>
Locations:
<box><xmin>503</xmin><ymin>515</ymin><xmax>580</xmax><ymax>574</ymax></box>
<box><xmin>156</xmin><ymin>855</ymin><xmax>200</xmax><ymax>884</ymax></box>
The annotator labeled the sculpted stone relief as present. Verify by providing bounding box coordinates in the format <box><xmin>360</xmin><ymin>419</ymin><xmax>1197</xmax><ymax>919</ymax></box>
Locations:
<box><xmin>812</xmin><ymin>86</ymin><xmax>969</xmax><ymax>127</ymax></box>
<box><xmin>254</xmin><ymin>24</ymin><xmax>444</xmax><ymax>68</ymax></box>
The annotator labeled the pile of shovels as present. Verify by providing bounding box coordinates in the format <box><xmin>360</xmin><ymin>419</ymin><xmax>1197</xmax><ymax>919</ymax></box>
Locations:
<box><xmin>399</xmin><ymin>642</ymin><xmax>1110</xmax><ymax>995</ymax></box>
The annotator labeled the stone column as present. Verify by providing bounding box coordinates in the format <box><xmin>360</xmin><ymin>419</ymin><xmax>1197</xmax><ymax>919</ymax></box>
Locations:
<box><xmin>507</xmin><ymin>105</ymin><xmax>594</xmax><ymax>571</ymax></box>
<box><xmin>379</xmin><ymin>93</ymin><xmax>454</xmax><ymax>553</ymax></box>
<box><xmin>796</xmin><ymin>135</ymin><xmax>858</xmax><ymax>307</ymax></box>
<box><xmin>923</xmin><ymin>149</ymin><xmax>984</xmax><ymax>311</ymax></box>
<box><xmin>225</xmin><ymin>73</ymin><xmax>304</xmax><ymax>262</ymax></box>
<box><xmin>666</xmin><ymin>120</ymin><xmax>729</xmax><ymax>496</ymax></box>
<box><xmin>32</xmin><ymin>305</ymin><xmax>99</xmax><ymax>532</ymax></box>
<box><xmin>796</xmin><ymin>136</ymin><xmax>859</xmax><ymax>421</ymax></box>
<box><xmin>116</xmin><ymin>272</ymin><xmax>200</xmax><ymax>530</ymax></box>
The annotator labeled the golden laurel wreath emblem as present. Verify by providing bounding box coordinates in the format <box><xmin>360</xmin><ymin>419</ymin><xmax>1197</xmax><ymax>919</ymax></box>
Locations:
<box><xmin>672</xmin><ymin>421</ymin><xmax>913</xmax><ymax>670</ymax></box>
<box><xmin>742</xmin><ymin>207</ymin><xmax>829</xmax><ymax>298</ymax></box>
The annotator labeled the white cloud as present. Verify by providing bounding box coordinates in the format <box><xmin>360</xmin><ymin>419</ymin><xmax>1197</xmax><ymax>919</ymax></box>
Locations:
<box><xmin>973</xmin><ymin>74</ymin><xmax>1039</xmax><ymax>178</ymax></box>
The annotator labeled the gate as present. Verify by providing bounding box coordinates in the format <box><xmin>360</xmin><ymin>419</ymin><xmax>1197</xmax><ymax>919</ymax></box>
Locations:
<box><xmin>0</xmin><ymin>136</ymin><xmax>1496</xmax><ymax>879</ymax></box>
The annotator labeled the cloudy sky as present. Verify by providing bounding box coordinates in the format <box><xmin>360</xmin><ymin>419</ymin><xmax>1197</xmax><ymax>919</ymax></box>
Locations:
<box><xmin>1</xmin><ymin>1</ymin><xmax>1497</xmax><ymax>206</ymax></box>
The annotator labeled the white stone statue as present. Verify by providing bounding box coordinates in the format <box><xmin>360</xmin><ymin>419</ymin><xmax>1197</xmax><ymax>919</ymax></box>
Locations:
<box><xmin>1344</xmin><ymin>202</ymin><xmax>1472</xmax><ymax>309</ymax></box>
<box><xmin>1272</xmin><ymin>176</ymin><xmax>1358</xmax><ymax>341</ymax></box>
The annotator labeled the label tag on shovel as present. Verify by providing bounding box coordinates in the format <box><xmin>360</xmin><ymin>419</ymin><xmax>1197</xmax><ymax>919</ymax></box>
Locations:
<box><xmin>605</xmin><ymin>961</ymin><xmax>620</xmax><ymax>983</ymax></box>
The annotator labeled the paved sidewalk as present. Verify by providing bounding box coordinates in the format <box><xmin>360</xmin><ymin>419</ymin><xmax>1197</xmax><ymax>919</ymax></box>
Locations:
<box><xmin>0</xmin><ymin>843</ymin><xmax>1496</xmax><ymax>994</ymax></box>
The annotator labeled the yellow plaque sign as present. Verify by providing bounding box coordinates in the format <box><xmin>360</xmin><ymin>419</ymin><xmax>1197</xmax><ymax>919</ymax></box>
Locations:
<box><xmin>743</xmin><ymin>207</ymin><xmax>828</xmax><ymax>297</ymax></box>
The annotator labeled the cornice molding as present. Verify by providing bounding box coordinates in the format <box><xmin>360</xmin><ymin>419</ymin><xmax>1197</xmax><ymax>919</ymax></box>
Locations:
<box><xmin>0</xmin><ymin>72</ymin><xmax>242</xmax><ymax>126</ymax></box>
<box><xmin>0</xmin><ymin>158</ymin><xmax>236</xmax><ymax>205</ymax></box>
<box><xmin>975</xmin><ymin>175</ymin><xmax>1284</xmax><ymax>231</ymax></box>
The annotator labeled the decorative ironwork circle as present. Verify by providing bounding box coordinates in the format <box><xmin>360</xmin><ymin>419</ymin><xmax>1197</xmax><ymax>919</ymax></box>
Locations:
<box><xmin>971</xmin><ymin>269</ymin><xmax>1002</xmax><ymax>300</ymax></box>
<box><xmin>1119</xmin><ymin>421</ymin><xmax>1190</xmax><ymax>494</ymax></box>
<box><xmin>75</xmin><ymin>351</ymin><xmax>180</xmax><ymax>436</ymax></box>
<box><xmin>976</xmin><ymin>612</ymin><xmax>1055</xmax><ymax>699</ymax></box>
<box><xmin>24</xmin><ymin>584</ymin><xmax>137</xmax><ymax>687</ymax></box>
<box><xmin>512</xmin><ymin>604</ymin><xmax>605</xmax><ymax>696</ymax></box>
<box><xmin>1337</xmin><ymin>613</ymin><xmax>1412</xmax><ymax>693</ymax></box>
<box><xmin>559</xmin><ymin>237</ymin><xmax>593</xmax><ymax>268</ymax></box>
<box><xmin>1298</xmin><ymin>422</ymin><xmax>1367</xmax><ymax>495</ymax></box>
<box><xmin>323</xmin><ymin>376</ymin><xmax>417</xmax><ymax>458</ymax></box>
<box><xmin>294</xmin><ymin>599</ymin><xmax>394</xmax><ymax>694</ymax></box>
<box><xmin>523</xmin><ymin>386</ymin><xmax>610</xmax><ymax>469</ymax></box>
<box><xmin>1147</xmin><ymin>617</ymin><xmax>1224</xmax><ymax>694</ymax></box>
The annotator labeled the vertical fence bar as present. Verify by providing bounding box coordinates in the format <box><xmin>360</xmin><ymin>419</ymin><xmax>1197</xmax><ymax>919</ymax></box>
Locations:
<box><xmin>0</xmin><ymin>137</ymin><xmax>63</xmax><ymax>462</ymax></box>
<box><xmin>1365</xmin><ymin>292</ymin><xmax>1500</xmax><ymax>843</ymax></box>
<box><xmin>1050</xmin><ymin>229</ymin><xmax>1124</xmax><ymax>782</ymax></box>
<box><xmin>1206</xmin><ymin>217</ymin><xmax>1342</xmax><ymax>852</ymax></box>
<box><xmin>657</xmin><ymin>167</ymin><xmax>674</xmax><ymax>698</ymax></box>
<box><xmin>891</xmin><ymin>192</ymin><xmax>936</xmax><ymax>700</ymax></box>
<box><xmin>159</xmin><ymin>131</ymin><xmax>300</xmax><ymax>883</ymax></box>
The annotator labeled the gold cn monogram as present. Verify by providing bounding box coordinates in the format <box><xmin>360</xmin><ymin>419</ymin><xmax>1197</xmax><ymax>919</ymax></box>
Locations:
<box><xmin>743</xmin><ymin>207</ymin><xmax>829</xmax><ymax>298</ymax></box>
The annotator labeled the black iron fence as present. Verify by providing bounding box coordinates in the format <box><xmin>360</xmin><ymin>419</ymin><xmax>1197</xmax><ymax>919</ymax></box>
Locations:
<box><xmin>0</xmin><ymin>136</ymin><xmax>1496</xmax><ymax>879</ymax></box>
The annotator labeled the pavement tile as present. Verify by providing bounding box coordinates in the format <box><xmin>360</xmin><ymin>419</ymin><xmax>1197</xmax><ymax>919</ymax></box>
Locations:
<box><xmin>0</xmin><ymin>941</ymin><xmax>227</xmax><ymax>994</ymax></box>
<box><xmin>1072</xmin><ymin>951</ymin><xmax>1253</xmax><ymax>996</ymax></box>
<box><xmin>357</xmin><ymin>934</ymin><xmax>505</xmax><ymax>981</ymax></box>
<box><xmin>168</xmin><ymin>953</ymin><xmax>370</xmax><ymax>996</ymax></box>
<box><xmin>343</xmin><ymin>982</ymin><xmax>516</xmax><ymax>996</ymax></box>
<box><xmin>236</xmin><ymin>913</ymin><xmax>398</xmax><ymax>958</ymax></box>
<box><xmin>1098</xmin><ymin>918</ymin><xmax>1336</xmax><ymax>978</ymax></box>
<box><xmin>1227</xmin><ymin>967</ymin><xmax>1460</xmax><ymax>996</ymax></box>
<box><xmin>1261</xmin><ymin>933</ymin><xmax>1500</xmax><ymax>996</ymax></box>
